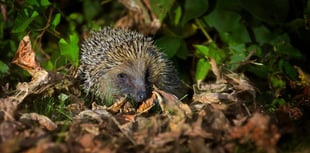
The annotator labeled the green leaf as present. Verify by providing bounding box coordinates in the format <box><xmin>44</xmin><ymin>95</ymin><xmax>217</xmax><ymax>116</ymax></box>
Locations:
<box><xmin>155</xmin><ymin>36</ymin><xmax>181</xmax><ymax>58</ymax></box>
<box><xmin>83</xmin><ymin>0</ymin><xmax>101</xmax><ymax>21</ymax></box>
<box><xmin>278</xmin><ymin>60</ymin><xmax>298</xmax><ymax>80</ymax></box>
<box><xmin>150</xmin><ymin>0</ymin><xmax>175</xmax><ymax>22</ymax></box>
<box><xmin>51</xmin><ymin>13</ymin><xmax>61</xmax><ymax>28</ymax></box>
<box><xmin>240</xmin><ymin>0</ymin><xmax>289</xmax><ymax>23</ymax></box>
<box><xmin>12</xmin><ymin>10</ymin><xmax>39</xmax><ymax>33</ymax></box>
<box><xmin>0</xmin><ymin>61</ymin><xmax>9</xmax><ymax>74</ymax></box>
<box><xmin>248</xmin><ymin>65</ymin><xmax>268</xmax><ymax>79</ymax></box>
<box><xmin>204</xmin><ymin>9</ymin><xmax>250</xmax><ymax>44</ymax></box>
<box><xmin>40</xmin><ymin>0</ymin><xmax>51</xmax><ymax>7</ymax></box>
<box><xmin>43</xmin><ymin>60</ymin><xmax>54</xmax><ymax>71</ymax></box>
<box><xmin>195</xmin><ymin>58</ymin><xmax>211</xmax><ymax>81</ymax></box>
<box><xmin>270</xmin><ymin>75</ymin><xmax>286</xmax><ymax>89</ymax></box>
<box><xmin>194</xmin><ymin>45</ymin><xmax>209</xmax><ymax>57</ymax></box>
<box><xmin>181</xmin><ymin>0</ymin><xmax>208</xmax><ymax>25</ymax></box>
<box><xmin>271</xmin><ymin>98</ymin><xmax>286</xmax><ymax>108</ymax></box>
<box><xmin>26</xmin><ymin>0</ymin><xmax>40</xmax><ymax>6</ymax></box>
<box><xmin>176</xmin><ymin>40</ymin><xmax>189</xmax><ymax>60</ymax></box>
<box><xmin>208</xmin><ymin>43</ymin><xmax>226</xmax><ymax>63</ymax></box>
<box><xmin>195</xmin><ymin>43</ymin><xmax>226</xmax><ymax>63</ymax></box>
<box><xmin>173</xmin><ymin>5</ymin><xmax>182</xmax><ymax>25</ymax></box>
<box><xmin>271</xmin><ymin>34</ymin><xmax>303</xmax><ymax>59</ymax></box>
<box><xmin>68</xmin><ymin>13</ymin><xmax>84</xmax><ymax>24</ymax></box>
<box><xmin>59</xmin><ymin>32</ymin><xmax>79</xmax><ymax>66</ymax></box>
<box><xmin>253</xmin><ymin>25</ymin><xmax>277</xmax><ymax>45</ymax></box>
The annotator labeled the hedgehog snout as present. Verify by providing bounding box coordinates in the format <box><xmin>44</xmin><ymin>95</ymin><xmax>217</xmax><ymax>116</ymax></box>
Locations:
<box><xmin>130</xmin><ymin>78</ymin><xmax>149</xmax><ymax>102</ymax></box>
<box><xmin>134</xmin><ymin>90</ymin><xmax>147</xmax><ymax>102</ymax></box>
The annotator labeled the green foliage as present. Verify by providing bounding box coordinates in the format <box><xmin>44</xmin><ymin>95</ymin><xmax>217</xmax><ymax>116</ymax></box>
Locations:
<box><xmin>59</xmin><ymin>32</ymin><xmax>79</xmax><ymax>66</ymax></box>
<box><xmin>155</xmin><ymin>36</ymin><xmax>181</xmax><ymax>58</ymax></box>
<box><xmin>194</xmin><ymin>43</ymin><xmax>226</xmax><ymax>80</ymax></box>
<box><xmin>12</xmin><ymin>10</ymin><xmax>39</xmax><ymax>33</ymax></box>
<box><xmin>28</xmin><ymin>96</ymin><xmax>73</xmax><ymax>121</ymax></box>
<box><xmin>195</xmin><ymin>58</ymin><xmax>210</xmax><ymax>81</ymax></box>
<box><xmin>149</xmin><ymin>0</ymin><xmax>175</xmax><ymax>22</ymax></box>
<box><xmin>0</xmin><ymin>61</ymin><xmax>9</xmax><ymax>74</ymax></box>
<box><xmin>148</xmin><ymin>0</ymin><xmax>307</xmax><ymax>112</ymax></box>
<box><xmin>181</xmin><ymin>0</ymin><xmax>209</xmax><ymax>25</ymax></box>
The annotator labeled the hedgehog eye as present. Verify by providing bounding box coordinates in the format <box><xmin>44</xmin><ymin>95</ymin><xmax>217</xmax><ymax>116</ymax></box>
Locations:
<box><xmin>117</xmin><ymin>73</ymin><xmax>127</xmax><ymax>80</ymax></box>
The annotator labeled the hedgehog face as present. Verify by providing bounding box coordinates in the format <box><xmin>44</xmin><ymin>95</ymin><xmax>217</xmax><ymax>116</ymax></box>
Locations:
<box><xmin>112</xmin><ymin>63</ymin><xmax>152</xmax><ymax>103</ymax></box>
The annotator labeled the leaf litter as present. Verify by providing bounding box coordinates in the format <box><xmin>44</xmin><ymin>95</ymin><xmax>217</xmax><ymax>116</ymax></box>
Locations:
<box><xmin>1</xmin><ymin>32</ymin><xmax>310</xmax><ymax>153</ymax></box>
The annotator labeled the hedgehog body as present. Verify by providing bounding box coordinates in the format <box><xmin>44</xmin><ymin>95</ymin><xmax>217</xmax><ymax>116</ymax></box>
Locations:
<box><xmin>79</xmin><ymin>27</ymin><xmax>181</xmax><ymax>103</ymax></box>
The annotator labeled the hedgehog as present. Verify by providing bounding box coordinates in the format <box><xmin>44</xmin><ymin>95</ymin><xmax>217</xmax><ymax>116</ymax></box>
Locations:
<box><xmin>78</xmin><ymin>27</ymin><xmax>182</xmax><ymax>103</ymax></box>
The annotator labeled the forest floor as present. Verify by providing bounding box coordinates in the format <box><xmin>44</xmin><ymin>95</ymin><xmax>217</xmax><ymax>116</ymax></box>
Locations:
<box><xmin>0</xmin><ymin>35</ymin><xmax>310</xmax><ymax>153</ymax></box>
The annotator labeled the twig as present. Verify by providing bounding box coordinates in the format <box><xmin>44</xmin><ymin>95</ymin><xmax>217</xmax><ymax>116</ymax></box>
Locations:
<box><xmin>195</xmin><ymin>18</ymin><xmax>213</xmax><ymax>43</ymax></box>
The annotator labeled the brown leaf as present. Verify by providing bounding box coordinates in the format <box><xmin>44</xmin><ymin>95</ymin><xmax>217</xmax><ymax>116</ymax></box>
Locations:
<box><xmin>122</xmin><ymin>114</ymin><xmax>136</xmax><ymax>122</ymax></box>
<box><xmin>228</xmin><ymin>113</ymin><xmax>280</xmax><ymax>153</ymax></box>
<box><xmin>136</xmin><ymin>91</ymin><xmax>156</xmax><ymax>114</ymax></box>
<box><xmin>209</xmin><ymin>57</ymin><xmax>222</xmax><ymax>81</ymax></box>
<box><xmin>115</xmin><ymin>0</ymin><xmax>161</xmax><ymax>35</ymax></box>
<box><xmin>78</xmin><ymin>133</ymin><xmax>95</xmax><ymax>149</ymax></box>
<box><xmin>20</xmin><ymin>113</ymin><xmax>57</xmax><ymax>131</ymax></box>
<box><xmin>12</xmin><ymin>35</ymin><xmax>41</xmax><ymax>76</ymax></box>
<box><xmin>154</xmin><ymin>88</ymin><xmax>190</xmax><ymax>133</ymax></box>
<box><xmin>0</xmin><ymin>98</ymin><xmax>18</xmax><ymax>121</ymax></box>
<box><xmin>185</xmin><ymin>109</ymin><xmax>214</xmax><ymax>139</ymax></box>
<box><xmin>107</xmin><ymin>97</ymin><xmax>128</xmax><ymax>113</ymax></box>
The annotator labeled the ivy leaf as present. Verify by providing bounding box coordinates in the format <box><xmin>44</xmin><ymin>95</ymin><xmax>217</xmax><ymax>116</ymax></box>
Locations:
<box><xmin>155</xmin><ymin>36</ymin><xmax>181</xmax><ymax>58</ymax></box>
<box><xmin>149</xmin><ymin>0</ymin><xmax>175</xmax><ymax>22</ymax></box>
<box><xmin>181</xmin><ymin>0</ymin><xmax>208</xmax><ymax>25</ymax></box>
<box><xmin>253</xmin><ymin>25</ymin><xmax>277</xmax><ymax>45</ymax></box>
<box><xmin>12</xmin><ymin>10</ymin><xmax>39</xmax><ymax>33</ymax></box>
<box><xmin>0</xmin><ymin>61</ymin><xmax>9</xmax><ymax>74</ymax></box>
<box><xmin>204</xmin><ymin>9</ymin><xmax>250</xmax><ymax>44</ymax></box>
<box><xmin>271</xmin><ymin>34</ymin><xmax>303</xmax><ymax>59</ymax></box>
<box><xmin>194</xmin><ymin>45</ymin><xmax>209</xmax><ymax>57</ymax></box>
<box><xmin>51</xmin><ymin>13</ymin><xmax>61</xmax><ymax>28</ymax></box>
<box><xmin>83</xmin><ymin>0</ymin><xmax>101</xmax><ymax>22</ymax></box>
<box><xmin>195</xmin><ymin>58</ymin><xmax>211</xmax><ymax>81</ymax></box>
<box><xmin>40</xmin><ymin>0</ymin><xmax>51</xmax><ymax>7</ymax></box>
<box><xmin>26</xmin><ymin>0</ymin><xmax>50</xmax><ymax>7</ymax></box>
<box><xmin>59</xmin><ymin>32</ymin><xmax>79</xmax><ymax>66</ymax></box>
<box><xmin>195</xmin><ymin>43</ymin><xmax>226</xmax><ymax>63</ymax></box>
<box><xmin>176</xmin><ymin>40</ymin><xmax>189</xmax><ymax>60</ymax></box>
<box><xmin>173</xmin><ymin>5</ymin><xmax>182</xmax><ymax>25</ymax></box>
<box><xmin>278</xmin><ymin>60</ymin><xmax>298</xmax><ymax>80</ymax></box>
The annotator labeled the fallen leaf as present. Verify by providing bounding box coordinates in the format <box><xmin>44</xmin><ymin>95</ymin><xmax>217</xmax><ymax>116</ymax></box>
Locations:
<box><xmin>136</xmin><ymin>91</ymin><xmax>156</xmax><ymax>114</ymax></box>
<box><xmin>20</xmin><ymin>113</ymin><xmax>57</xmax><ymax>131</ymax></box>
<box><xmin>12</xmin><ymin>35</ymin><xmax>41</xmax><ymax>76</ymax></box>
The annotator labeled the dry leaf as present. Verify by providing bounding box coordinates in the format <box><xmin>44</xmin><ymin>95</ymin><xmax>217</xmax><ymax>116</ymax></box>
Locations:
<box><xmin>107</xmin><ymin>97</ymin><xmax>128</xmax><ymax>113</ymax></box>
<box><xmin>12</xmin><ymin>35</ymin><xmax>41</xmax><ymax>76</ymax></box>
<box><xmin>0</xmin><ymin>98</ymin><xmax>18</xmax><ymax>121</ymax></box>
<box><xmin>20</xmin><ymin>113</ymin><xmax>57</xmax><ymax>131</ymax></box>
<box><xmin>228</xmin><ymin>113</ymin><xmax>280</xmax><ymax>153</ymax></box>
<box><xmin>115</xmin><ymin>0</ymin><xmax>161</xmax><ymax>34</ymax></box>
<box><xmin>136</xmin><ymin>91</ymin><xmax>156</xmax><ymax>114</ymax></box>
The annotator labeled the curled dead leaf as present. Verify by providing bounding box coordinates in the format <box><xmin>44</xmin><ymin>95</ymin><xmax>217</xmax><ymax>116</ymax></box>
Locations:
<box><xmin>12</xmin><ymin>35</ymin><xmax>41</xmax><ymax>76</ymax></box>
<box><xmin>107</xmin><ymin>97</ymin><xmax>128</xmax><ymax>113</ymax></box>
<box><xmin>136</xmin><ymin>91</ymin><xmax>156</xmax><ymax>114</ymax></box>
